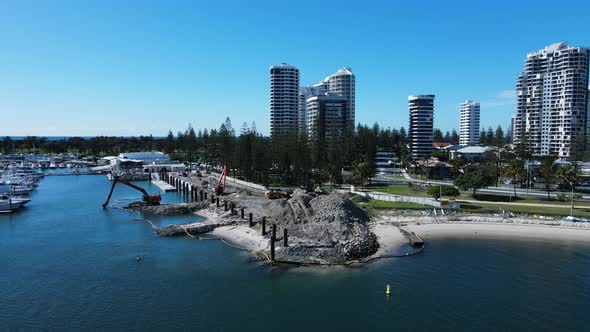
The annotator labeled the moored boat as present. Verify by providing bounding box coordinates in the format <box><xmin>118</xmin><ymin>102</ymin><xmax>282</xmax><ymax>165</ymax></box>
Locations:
<box><xmin>0</xmin><ymin>195</ymin><xmax>29</xmax><ymax>213</ymax></box>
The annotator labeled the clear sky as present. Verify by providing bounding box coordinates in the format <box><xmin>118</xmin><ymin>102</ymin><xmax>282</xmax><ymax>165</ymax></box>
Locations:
<box><xmin>1</xmin><ymin>0</ymin><xmax>588</xmax><ymax>137</ymax></box>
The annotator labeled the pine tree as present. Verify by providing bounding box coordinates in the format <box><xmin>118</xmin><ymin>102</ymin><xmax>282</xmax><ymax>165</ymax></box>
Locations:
<box><xmin>494</xmin><ymin>126</ymin><xmax>504</xmax><ymax>146</ymax></box>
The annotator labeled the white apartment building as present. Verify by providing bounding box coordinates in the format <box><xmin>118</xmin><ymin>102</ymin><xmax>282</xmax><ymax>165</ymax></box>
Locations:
<box><xmin>459</xmin><ymin>100</ymin><xmax>480</xmax><ymax>145</ymax></box>
<box><xmin>409</xmin><ymin>95</ymin><xmax>435</xmax><ymax>159</ymax></box>
<box><xmin>270</xmin><ymin>64</ymin><xmax>300</xmax><ymax>138</ymax></box>
<box><xmin>296</xmin><ymin>67</ymin><xmax>355</xmax><ymax>139</ymax></box>
<box><xmin>513</xmin><ymin>42</ymin><xmax>589</xmax><ymax>158</ymax></box>
<box><xmin>298</xmin><ymin>83</ymin><xmax>328</xmax><ymax>136</ymax></box>
<box><xmin>324</xmin><ymin>67</ymin><xmax>355</xmax><ymax>125</ymax></box>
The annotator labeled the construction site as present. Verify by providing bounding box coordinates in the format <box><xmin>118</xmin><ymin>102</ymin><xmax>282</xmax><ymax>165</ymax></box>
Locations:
<box><xmin>100</xmin><ymin>164</ymin><xmax>422</xmax><ymax>265</ymax></box>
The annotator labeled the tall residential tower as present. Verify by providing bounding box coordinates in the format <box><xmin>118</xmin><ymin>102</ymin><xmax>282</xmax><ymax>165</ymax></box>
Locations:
<box><xmin>459</xmin><ymin>100</ymin><xmax>480</xmax><ymax>145</ymax></box>
<box><xmin>270</xmin><ymin>64</ymin><xmax>300</xmax><ymax>138</ymax></box>
<box><xmin>513</xmin><ymin>42</ymin><xmax>589</xmax><ymax>158</ymax></box>
<box><xmin>324</xmin><ymin>67</ymin><xmax>355</xmax><ymax>126</ymax></box>
<box><xmin>306</xmin><ymin>94</ymin><xmax>348</xmax><ymax>141</ymax></box>
<box><xmin>297</xmin><ymin>67</ymin><xmax>355</xmax><ymax>139</ymax></box>
<box><xmin>408</xmin><ymin>95</ymin><xmax>435</xmax><ymax>159</ymax></box>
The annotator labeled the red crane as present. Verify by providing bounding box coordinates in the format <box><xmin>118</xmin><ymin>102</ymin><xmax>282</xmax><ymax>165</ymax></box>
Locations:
<box><xmin>215</xmin><ymin>165</ymin><xmax>228</xmax><ymax>196</ymax></box>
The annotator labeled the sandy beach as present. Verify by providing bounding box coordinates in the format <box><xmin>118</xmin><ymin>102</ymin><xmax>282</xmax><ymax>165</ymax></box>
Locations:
<box><xmin>210</xmin><ymin>225</ymin><xmax>269</xmax><ymax>252</ymax></box>
<box><xmin>404</xmin><ymin>222</ymin><xmax>590</xmax><ymax>243</ymax></box>
<box><xmin>369</xmin><ymin>223</ymin><xmax>409</xmax><ymax>256</ymax></box>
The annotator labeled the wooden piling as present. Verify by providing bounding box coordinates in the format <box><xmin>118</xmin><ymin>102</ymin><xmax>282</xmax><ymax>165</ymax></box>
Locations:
<box><xmin>241</xmin><ymin>208</ymin><xmax>245</xmax><ymax>219</ymax></box>
<box><xmin>249</xmin><ymin>213</ymin><xmax>253</xmax><ymax>227</ymax></box>
<box><xmin>200</xmin><ymin>190</ymin><xmax>203</xmax><ymax>201</ymax></box>
<box><xmin>270</xmin><ymin>224</ymin><xmax>276</xmax><ymax>261</ymax></box>
<box><xmin>262</xmin><ymin>217</ymin><xmax>266</xmax><ymax>235</ymax></box>
<box><xmin>216</xmin><ymin>197</ymin><xmax>220</xmax><ymax>207</ymax></box>
<box><xmin>224</xmin><ymin>201</ymin><xmax>228</xmax><ymax>211</ymax></box>
<box><xmin>283</xmin><ymin>229</ymin><xmax>288</xmax><ymax>247</ymax></box>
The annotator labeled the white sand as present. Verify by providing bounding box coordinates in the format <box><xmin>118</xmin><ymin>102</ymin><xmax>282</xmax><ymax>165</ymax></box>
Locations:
<box><xmin>405</xmin><ymin>222</ymin><xmax>590</xmax><ymax>243</ymax></box>
<box><xmin>370</xmin><ymin>223</ymin><xmax>408</xmax><ymax>256</ymax></box>
<box><xmin>210</xmin><ymin>225</ymin><xmax>269</xmax><ymax>251</ymax></box>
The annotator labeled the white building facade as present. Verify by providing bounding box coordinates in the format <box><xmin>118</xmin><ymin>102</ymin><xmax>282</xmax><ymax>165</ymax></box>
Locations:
<box><xmin>298</xmin><ymin>83</ymin><xmax>328</xmax><ymax>136</ymax></box>
<box><xmin>296</xmin><ymin>67</ymin><xmax>355</xmax><ymax>139</ymax></box>
<box><xmin>459</xmin><ymin>100</ymin><xmax>480</xmax><ymax>145</ymax></box>
<box><xmin>270</xmin><ymin>64</ymin><xmax>300</xmax><ymax>138</ymax></box>
<box><xmin>324</xmin><ymin>67</ymin><xmax>355</xmax><ymax>126</ymax></box>
<box><xmin>513</xmin><ymin>42</ymin><xmax>589</xmax><ymax>159</ymax></box>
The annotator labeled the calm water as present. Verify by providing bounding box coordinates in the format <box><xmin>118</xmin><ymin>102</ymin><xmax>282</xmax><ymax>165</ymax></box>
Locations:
<box><xmin>1</xmin><ymin>175</ymin><xmax>589</xmax><ymax>331</ymax></box>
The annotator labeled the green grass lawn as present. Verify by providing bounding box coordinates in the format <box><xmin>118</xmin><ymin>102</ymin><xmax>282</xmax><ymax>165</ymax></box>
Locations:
<box><xmin>369</xmin><ymin>184</ymin><xmax>589</xmax><ymax>208</ymax></box>
<box><xmin>458</xmin><ymin>201</ymin><xmax>590</xmax><ymax>218</ymax></box>
<box><xmin>461</xmin><ymin>192</ymin><xmax>588</xmax><ymax>207</ymax></box>
<box><xmin>351</xmin><ymin>194</ymin><xmax>590</xmax><ymax>218</ymax></box>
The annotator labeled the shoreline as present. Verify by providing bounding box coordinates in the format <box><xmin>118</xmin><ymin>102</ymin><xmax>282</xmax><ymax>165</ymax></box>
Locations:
<box><xmin>404</xmin><ymin>222</ymin><xmax>590</xmax><ymax>243</ymax></box>
<box><xmin>173</xmin><ymin>210</ymin><xmax>590</xmax><ymax>265</ymax></box>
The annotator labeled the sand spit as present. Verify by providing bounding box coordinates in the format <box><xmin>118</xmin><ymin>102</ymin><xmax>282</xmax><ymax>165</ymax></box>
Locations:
<box><xmin>375</xmin><ymin>210</ymin><xmax>590</xmax><ymax>243</ymax></box>
<box><xmin>151</xmin><ymin>180</ymin><xmax>385</xmax><ymax>264</ymax></box>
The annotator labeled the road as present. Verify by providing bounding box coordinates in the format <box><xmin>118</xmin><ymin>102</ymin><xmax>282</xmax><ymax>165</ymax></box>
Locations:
<box><xmin>373</xmin><ymin>171</ymin><xmax>590</xmax><ymax>200</ymax></box>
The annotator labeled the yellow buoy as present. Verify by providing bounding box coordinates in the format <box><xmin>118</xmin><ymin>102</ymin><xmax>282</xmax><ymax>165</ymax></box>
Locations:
<box><xmin>386</xmin><ymin>284</ymin><xmax>391</xmax><ymax>295</ymax></box>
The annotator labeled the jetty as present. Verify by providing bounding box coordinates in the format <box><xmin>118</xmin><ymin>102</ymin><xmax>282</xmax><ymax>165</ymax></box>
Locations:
<box><xmin>152</xmin><ymin>179</ymin><xmax>176</xmax><ymax>192</ymax></box>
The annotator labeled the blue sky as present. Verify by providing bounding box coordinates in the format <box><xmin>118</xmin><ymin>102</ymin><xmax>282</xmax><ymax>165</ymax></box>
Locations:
<box><xmin>1</xmin><ymin>0</ymin><xmax>588</xmax><ymax>137</ymax></box>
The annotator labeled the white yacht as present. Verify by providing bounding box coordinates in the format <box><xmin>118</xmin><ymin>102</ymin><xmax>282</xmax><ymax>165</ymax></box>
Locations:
<box><xmin>0</xmin><ymin>195</ymin><xmax>30</xmax><ymax>213</ymax></box>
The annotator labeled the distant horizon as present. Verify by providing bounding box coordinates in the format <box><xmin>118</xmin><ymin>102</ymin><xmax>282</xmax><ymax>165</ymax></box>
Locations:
<box><xmin>1</xmin><ymin>1</ymin><xmax>588</xmax><ymax>136</ymax></box>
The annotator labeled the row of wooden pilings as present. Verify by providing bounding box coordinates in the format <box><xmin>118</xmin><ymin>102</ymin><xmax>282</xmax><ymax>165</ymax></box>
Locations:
<box><xmin>161</xmin><ymin>172</ymin><xmax>287</xmax><ymax>261</ymax></box>
<box><xmin>161</xmin><ymin>172</ymin><xmax>208</xmax><ymax>203</ymax></box>
<box><xmin>211</xmin><ymin>196</ymin><xmax>288</xmax><ymax>262</ymax></box>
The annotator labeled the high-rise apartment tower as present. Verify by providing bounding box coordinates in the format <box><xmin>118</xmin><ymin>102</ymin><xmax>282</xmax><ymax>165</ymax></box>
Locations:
<box><xmin>513</xmin><ymin>42</ymin><xmax>589</xmax><ymax>158</ymax></box>
<box><xmin>459</xmin><ymin>100</ymin><xmax>480</xmax><ymax>145</ymax></box>
<box><xmin>270</xmin><ymin>63</ymin><xmax>300</xmax><ymax>138</ymax></box>
<box><xmin>408</xmin><ymin>95</ymin><xmax>435</xmax><ymax>159</ymax></box>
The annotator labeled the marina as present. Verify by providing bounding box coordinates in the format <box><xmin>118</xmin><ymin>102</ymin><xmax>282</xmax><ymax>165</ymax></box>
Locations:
<box><xmin>1</xmin><ymin>174</ymin><xmax>589</xmax><ymax>331</ymax></box>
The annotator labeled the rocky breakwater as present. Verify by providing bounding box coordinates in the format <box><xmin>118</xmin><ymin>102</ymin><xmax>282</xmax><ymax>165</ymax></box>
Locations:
<box><xmin>265</xmin><ymin>190</ymin><xmax>379</xmax><ymax>264</ymax></box>
<box><xmin>131</xmin><ymin>184</ymin><xmax>380</xmax><ymax>265</ymax></box>
<box><xmin>126</xmin><ymin>201</ymin><xmax>209</xmax><ymax>215</ymax></box>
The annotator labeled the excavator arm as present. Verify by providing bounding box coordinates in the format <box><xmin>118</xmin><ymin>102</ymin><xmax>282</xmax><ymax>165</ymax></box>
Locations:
<box><xmin>215</xmin><ymin>166</ymin><xmax>228</xmax><ymax>196</ymax></box>
<box><xmin>120</xmin><ymin>178</ymin><xmax>150</xmax><ymax>196</ymax></box>
<box><xmin>102</xmin><ymin>176</ymin><xmax>161</xmax><ymax>208</ymax></box>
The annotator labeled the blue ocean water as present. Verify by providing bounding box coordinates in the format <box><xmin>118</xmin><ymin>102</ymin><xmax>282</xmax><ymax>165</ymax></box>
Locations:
<box><xmin>1</xmin><ymin>175</ymin><xmax>589</xmax><ymax>331</ymax></box>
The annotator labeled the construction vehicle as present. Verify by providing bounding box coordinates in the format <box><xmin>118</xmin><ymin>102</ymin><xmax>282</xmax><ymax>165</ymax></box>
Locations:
<box><xmin>214</xmin><ymin>165</ymin><xmax>228</xmax><ymax>196</ymax></box>
<box><xmin>265</xmin><ymin>188</ymin><xmax>291</xmax><ymax>199</ymax></box>
<box><xmin>102</xmin><ymin>159</ymin><xmax>161</xmax><ymax>208</ymax></box>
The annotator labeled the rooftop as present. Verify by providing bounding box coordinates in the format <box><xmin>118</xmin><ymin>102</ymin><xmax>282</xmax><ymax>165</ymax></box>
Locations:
<box><xmin>457</xmin><ymin>146</ymin><xmax>492</xmax><ymax>154</ymax></box>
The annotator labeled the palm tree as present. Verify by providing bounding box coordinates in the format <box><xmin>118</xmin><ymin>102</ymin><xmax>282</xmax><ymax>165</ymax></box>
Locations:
<box><xmin>539</xmin><ymin>155</ymin><xmax>557</xmax><ymax>200</ymax></box>
<box><xmin>556</xmin><ymin>165</ymin><xmax>578</xmax><ymax>214</ymax></box>
<box><xmin>503</xmin><ymin>159</ymin><xmax>525</xmax><ymax>198</ymax></box>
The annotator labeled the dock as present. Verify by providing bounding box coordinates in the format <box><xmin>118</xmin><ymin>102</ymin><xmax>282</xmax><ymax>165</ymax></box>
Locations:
<box><xmin>152</xmin><ymin>179</ymin><xmax>176</xmax><ymax>192</ymax></box>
